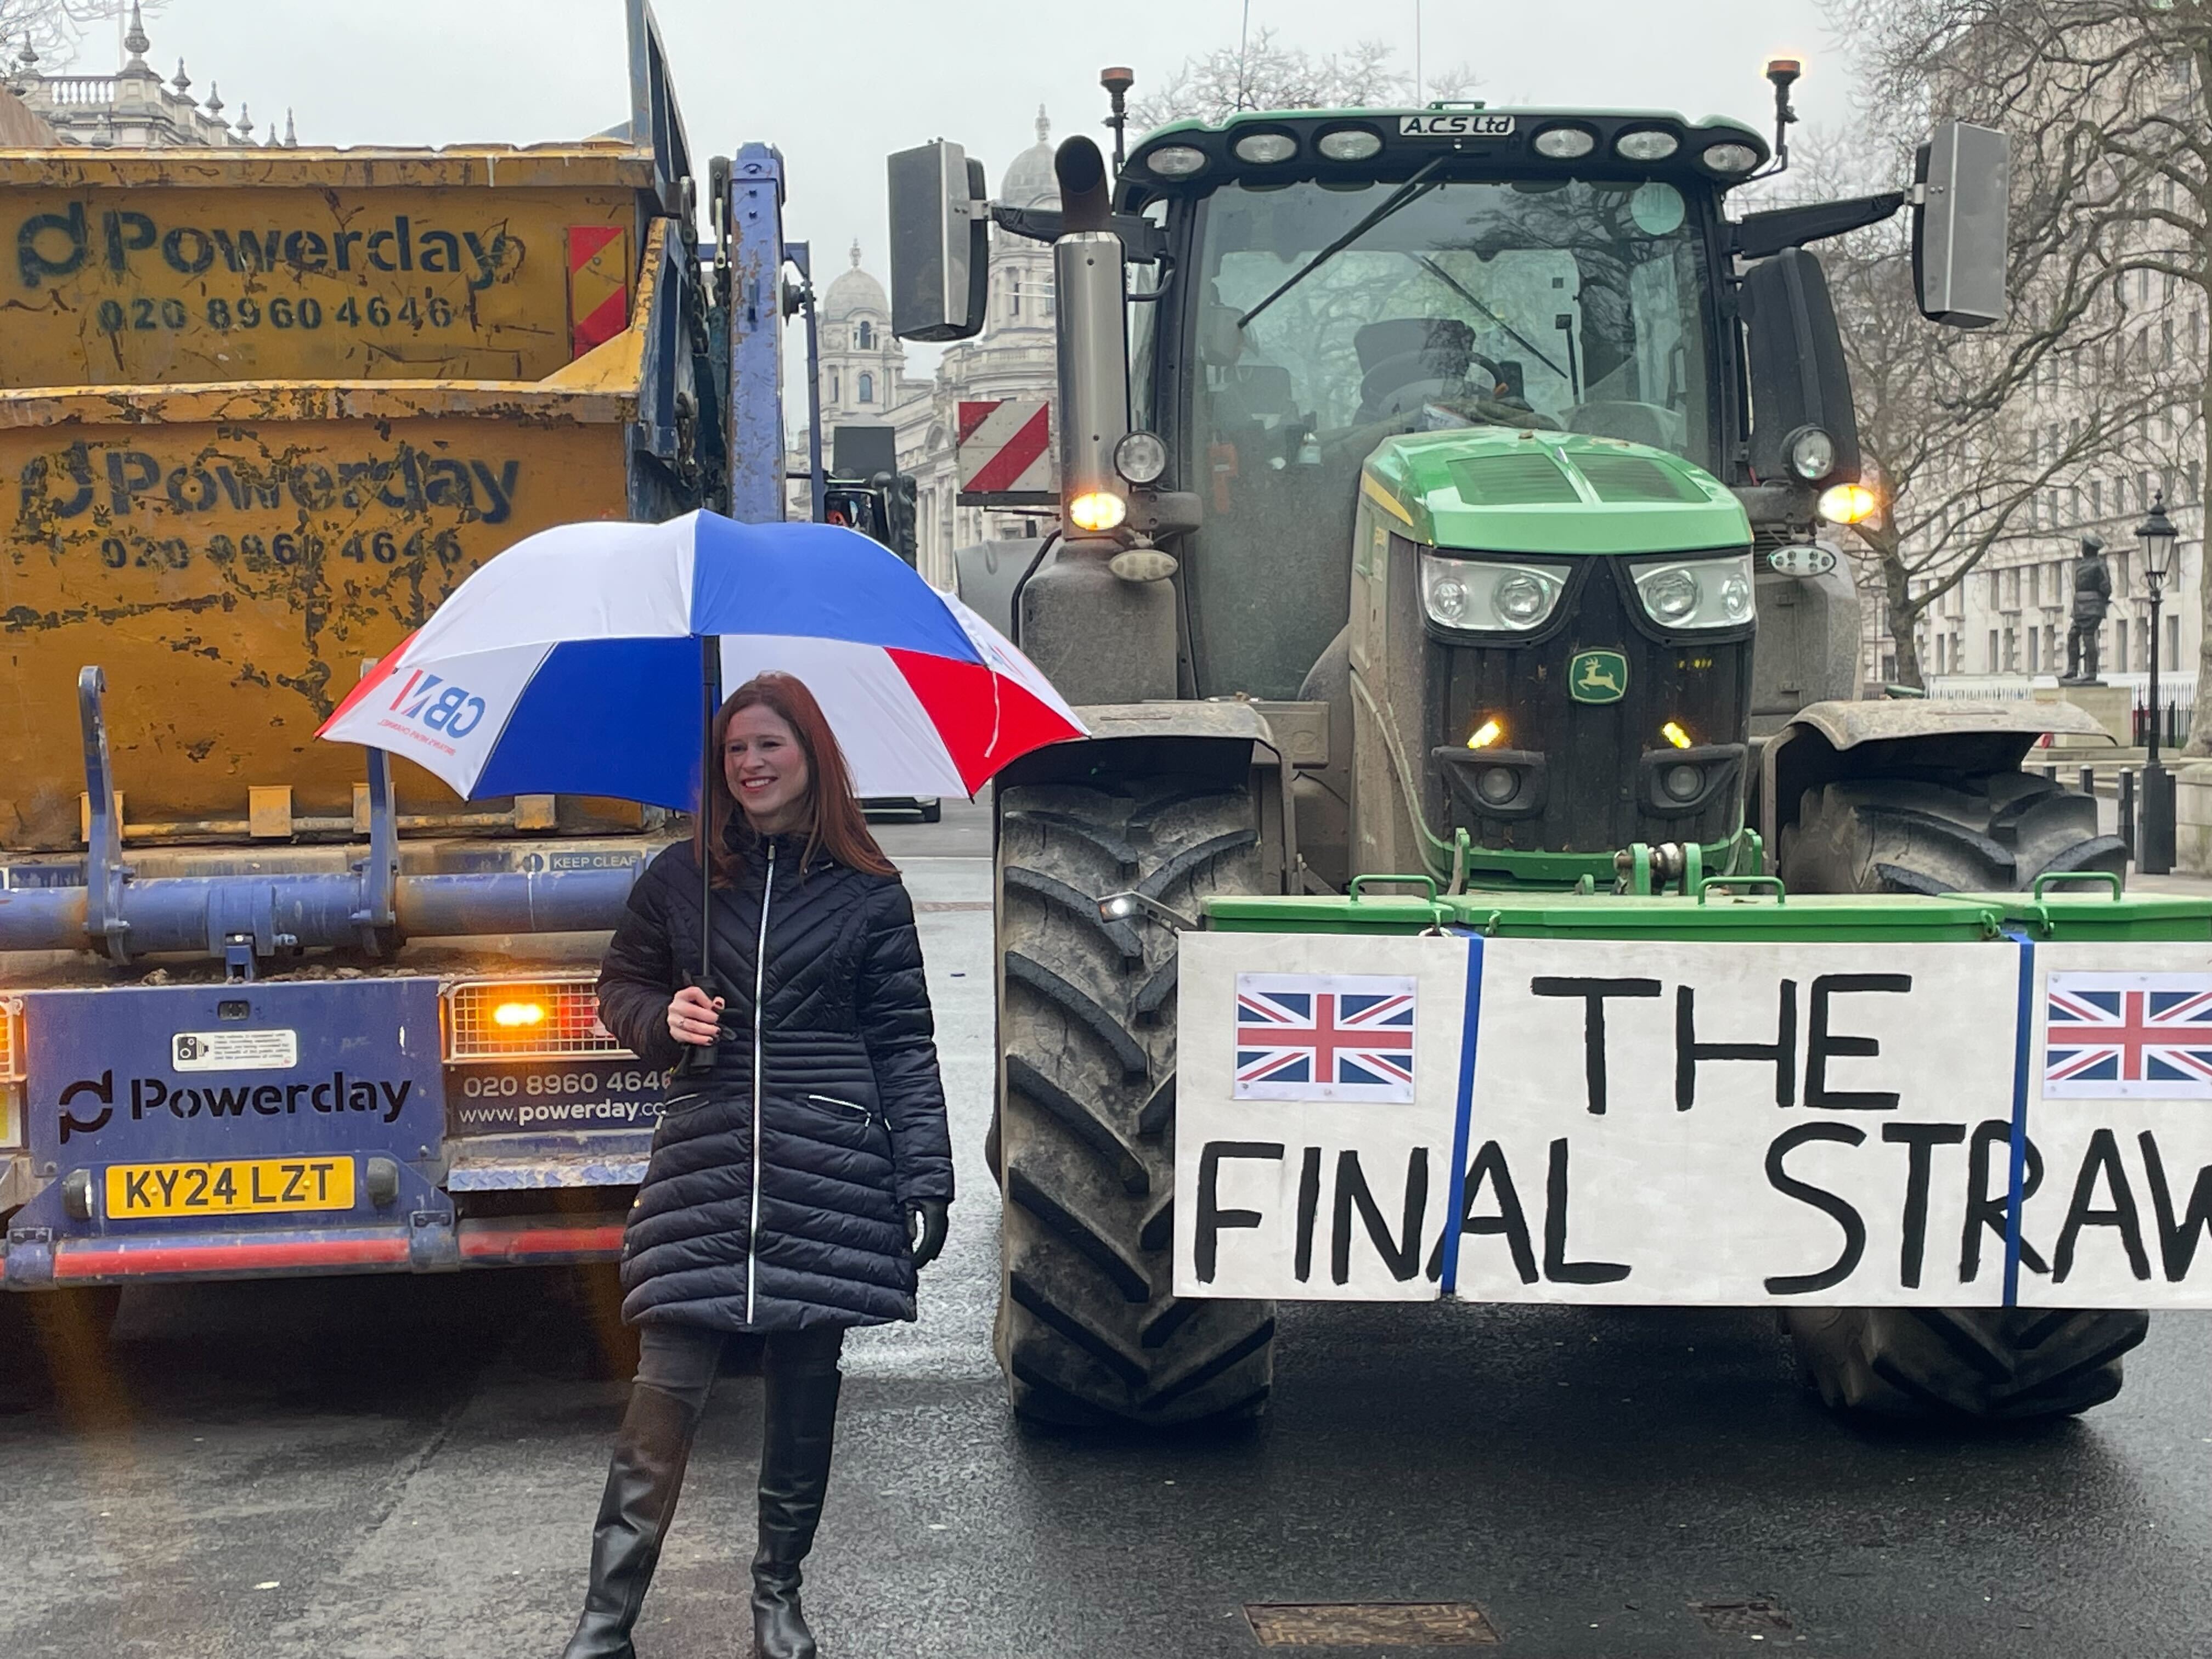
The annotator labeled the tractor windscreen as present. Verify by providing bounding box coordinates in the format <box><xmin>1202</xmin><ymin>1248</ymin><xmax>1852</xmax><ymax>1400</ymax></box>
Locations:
<box><xmin>1177</xmin><ymin>174</ymin><xmax>1721</xmax><ymax>699</ymax></box>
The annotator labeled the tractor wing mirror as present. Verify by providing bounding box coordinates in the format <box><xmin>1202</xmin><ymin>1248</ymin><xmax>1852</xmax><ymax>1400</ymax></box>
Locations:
<box><xmin>887</xmin><ymin>140</ymin><xmax>989</xmax><ymax>342</ymax></box>
<box><xmin>1740</xmin><ymin>247</ymin><xmax>1862</xmax><ymax>490</ymax></box>
<box><xmin>1912</xmin><ymin>121</ymin><xmax>2009</xmax><ymax>329</ymax></box>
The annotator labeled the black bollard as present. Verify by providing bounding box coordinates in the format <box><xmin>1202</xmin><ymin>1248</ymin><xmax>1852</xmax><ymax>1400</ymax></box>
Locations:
<box><xmin>2120</xmin><ymin>768</ymin><xmax>2138</xmax><ymax>863</ymax></box>
<box><xmin>2043</xmin><ymin>764</ymin><xmax>2059</xmax><ymax>783</ymax></box>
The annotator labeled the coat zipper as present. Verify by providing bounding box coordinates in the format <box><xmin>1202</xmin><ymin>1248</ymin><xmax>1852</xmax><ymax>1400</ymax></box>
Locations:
<box><xmin>747</xmin><ymin>841</ymin><xmax>776</xmax><ymax>1324</ymax></box>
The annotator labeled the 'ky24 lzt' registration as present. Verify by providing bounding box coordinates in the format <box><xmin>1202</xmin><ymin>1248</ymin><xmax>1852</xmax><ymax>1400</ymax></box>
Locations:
<box><xmin>105</xmin><ymin>1157</ymin><xmax>355</xmax><ymax>1218</ymax></box>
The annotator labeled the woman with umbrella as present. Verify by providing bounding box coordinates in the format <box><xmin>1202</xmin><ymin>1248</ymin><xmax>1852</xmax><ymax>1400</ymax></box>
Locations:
<box><xmin>318</xmin><ymin>511</ymin><xmax>1084</xmax><ymax>1655</ymax></box>
<box><xmin>561</xmin><ymin>670</ymin><xmax>953</xmax><ymax>1659</ymax></box>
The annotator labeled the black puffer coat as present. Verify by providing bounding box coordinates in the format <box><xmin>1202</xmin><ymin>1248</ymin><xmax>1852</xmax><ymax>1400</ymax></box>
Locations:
<box><xmin>596</xmin><ymin>832</ymin><xmax>953</xmax><ymax>1331</ymax></box>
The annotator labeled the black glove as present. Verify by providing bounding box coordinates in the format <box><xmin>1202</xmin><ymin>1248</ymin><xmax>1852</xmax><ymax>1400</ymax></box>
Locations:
<box><xmin>906</xmin><ymin>1199</ymin><xmax>949</xmax><ymax>1269</ymax></box>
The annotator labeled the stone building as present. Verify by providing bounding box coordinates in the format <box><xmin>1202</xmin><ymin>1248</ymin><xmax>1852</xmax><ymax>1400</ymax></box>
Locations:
<box><xmin>793</xmin><ymin>109</ymin><xmax>1062</xmax><ymax>589</ymax></box>
<box><xmin>4</xmin><ymin>3</ymin><xmax>287</xmax><ymax>149</ymax></box>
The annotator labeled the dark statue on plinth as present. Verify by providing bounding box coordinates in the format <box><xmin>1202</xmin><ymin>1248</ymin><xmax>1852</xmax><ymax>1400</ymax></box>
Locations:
<box><xmin>2062</xmin><ymin>534</ymin><xmax>2112</xmax><ymax>685</ymax></box>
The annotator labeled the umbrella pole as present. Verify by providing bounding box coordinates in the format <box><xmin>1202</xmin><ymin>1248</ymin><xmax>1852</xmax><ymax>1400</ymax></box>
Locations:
<box><xmin>681</xmin><ymin>633</ymin><xmax>722</xmax><ymax>1080</ymax></box>
<box><xmin>698</xmin><ymin>631</ymin><xmax>721</xmax><ymax>985</ymax></box>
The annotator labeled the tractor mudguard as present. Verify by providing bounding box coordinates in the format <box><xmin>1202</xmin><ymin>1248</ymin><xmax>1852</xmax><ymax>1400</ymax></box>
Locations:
<box><xmin>1757</xmin><ymin>697</ymin><xmax>2113</xmax><ymax>851</ymax></box>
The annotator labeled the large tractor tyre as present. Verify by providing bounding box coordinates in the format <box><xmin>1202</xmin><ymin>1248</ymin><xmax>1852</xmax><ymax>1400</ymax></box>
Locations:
<box><xmin>1777</xmin><ymin>765</ymin><xmax>2143</xmax><ymax>1423</ymax></box>
<box><xmin>1775</xmin><ymin>770</ymin><xmax>2127</xmax><ymax>897</ymax></box>
<box><xmin>993</xmin><ymin>777</ymin><xmax>1277</xmax><ymax>1428</ymax></box>
<box><xmin>1782</xmin><ymin>1306</ymin><xmax>2149</xmax><ymax>1423</ymax></box>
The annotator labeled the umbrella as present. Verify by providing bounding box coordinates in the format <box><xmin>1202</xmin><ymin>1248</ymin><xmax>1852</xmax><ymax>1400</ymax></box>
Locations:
<box><xmin>316</xmin><ymin>510</ymin><xmax>1085</xmax><ymax>1019</ymax></box>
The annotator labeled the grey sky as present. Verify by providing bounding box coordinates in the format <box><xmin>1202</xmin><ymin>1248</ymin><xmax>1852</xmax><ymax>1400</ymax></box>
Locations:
<box><xmin>112</xmin><ymin>1</ymin><xmax>1857</xmax><ymax>276</ymax></box>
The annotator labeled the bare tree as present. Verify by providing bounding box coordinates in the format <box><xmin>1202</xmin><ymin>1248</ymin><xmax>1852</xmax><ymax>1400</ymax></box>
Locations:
<box><xmin>1829</xmin><ymin>0</ymin><xmax>2210</xmax><ymax>716</ymax></box>
<box><xmin>1130</xmin><ymin>27</ymin><xmax>1476</xmax><ymax>131</ymax></box>
<box><xmin>1796</xmin><ymin>3</ymin><xmax>2198</xmax><ymax>689</ymax></box>
<box><xmin>0</xmin><ymin>1</ymin><xmax>160</xmax><ymax>69</ymax></box>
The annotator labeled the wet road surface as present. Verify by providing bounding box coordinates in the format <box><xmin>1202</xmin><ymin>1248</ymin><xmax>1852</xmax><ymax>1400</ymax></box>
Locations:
<box><xmin>3</xmin><ymin>796</ymin><xmax>2210</xmax><ymax>1658</ymax></box>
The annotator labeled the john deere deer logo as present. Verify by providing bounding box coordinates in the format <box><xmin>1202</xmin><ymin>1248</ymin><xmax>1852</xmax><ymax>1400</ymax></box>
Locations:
<box><xmin>1568</xmin><ymin>650</ymin><xmax>1627</xmax><ymax>704</ymax></box>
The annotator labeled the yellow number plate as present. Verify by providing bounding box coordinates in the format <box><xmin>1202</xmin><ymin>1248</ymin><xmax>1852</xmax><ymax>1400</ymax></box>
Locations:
<box><xmin>104</xmin><ymin>1158</ymin><xmax>356</xmax><ymax>1218</ymax></box>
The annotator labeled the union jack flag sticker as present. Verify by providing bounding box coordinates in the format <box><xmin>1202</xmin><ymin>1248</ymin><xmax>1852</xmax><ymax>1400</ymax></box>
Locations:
<box><xmin>1234</xmin><ymin>973</ymin><xmax>1417</xmax><ymax>1102</ymax></box>
<box><xmin>2044</xmin><ymin>973</ymin><xmax>2212</xmax><ymax>1098</ymax></box>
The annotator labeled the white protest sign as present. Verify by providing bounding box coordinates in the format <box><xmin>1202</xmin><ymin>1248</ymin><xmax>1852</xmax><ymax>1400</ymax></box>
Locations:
<box><xmin>1176</xmin><ymin>928</ymin><xmax>2212</xmax><ymax>1310</ymax></box>
<box><xmin>1175</xmin><ymin>933</ymin><xmax>1467</xmax><ymax>1300</ymax></box>
<box><xmin>1452</xmin><ymin>938</ymin><xmax>2019</xmax><ymax>1307</ymax></box>
<box><xmin>2017</xmin><ymin>943</ymin><xmax>2212</xmax><ymax>1308</ymax></box>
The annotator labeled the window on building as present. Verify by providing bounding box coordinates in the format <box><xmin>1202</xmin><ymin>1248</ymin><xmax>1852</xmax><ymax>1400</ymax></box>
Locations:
<box><xmin>2191</xmin><ymin>459</ymin><xmax>2203</xmax><ymax>503</ymax></box>
<box><xmin>2139</xmin><ymin>617</ymin><xmax>2151</xmax><ymax>666</ymax></box>
<box><xmin>2071</xmin><ymin>485</ymin><xmax>2083</xmax><ymax>521</ymax></box>
<box><xmin>2170</xmin><ymin>613</ymin><xmax>2182</xmax><ymax>667</ymax></box>
<box><xmin>2195</xmin><ymin>309</ymin><xmax>2204</xmax><ymax>361</ymax></box>
<box><xmin>857</xmin><ymin>371</ymin><xmax>873</xmax><ymax>403</ymax></box>
<box><xmin>1009</xmin><ymin>279</ymin><xmax>1020</xmax><ymax>317</ymax></box>
<box><xmin>1989</xmin><ymin>569</ymin><xmax>2002</xmax><ymax>608</ymax></box>
<box><xmin>2030</xmin><ymin>562</ymin><xmax>2042</xmax><ymax>606</ymax></box>
<box><xmin>2008</xmin><ymin>566</ymin><xmax>2022</xmax><ymax>608</ymax></box>
<box><xmin>2028</xmin><ymin>629</ymin><xmax>2039</xmax><ymax>673</ymax></box>
<box><xmin>2115</xmin><ymin>475</ymin><xmax>2128</xmax><ymax>516</ymax></box>
<box><xmin>2045</xmin><ymin>622</ymin><xmax>2058</xmax><ymax>669</ymax></box>
<box><xmin>2004</xmin><ymin>629</ymin><xmax>2018</xmax><ymax>672</ymax></box>
<box><xmin>2115</xmin><ymin>621</ymin><xmax>2129</xmax><ymax>673</ymax></box>
<box><xmin>1988</xmin><ymin>628</ymin><xmax>2001</xmax><ymax>672</ymax></box>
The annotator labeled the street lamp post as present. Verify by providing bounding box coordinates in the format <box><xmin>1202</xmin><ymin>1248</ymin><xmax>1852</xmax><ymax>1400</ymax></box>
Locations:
<box><xmin>2136</xmin><ymin>490</ymin><xmax>2179</xmax><ymax>876</ymax></box>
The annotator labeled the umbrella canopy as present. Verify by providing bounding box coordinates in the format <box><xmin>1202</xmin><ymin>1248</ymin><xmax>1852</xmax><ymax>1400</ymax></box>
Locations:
<box><xmin>317</xmin><ymin>511</ymin><xmax>1084</xmax><ymax>805</ymax></box>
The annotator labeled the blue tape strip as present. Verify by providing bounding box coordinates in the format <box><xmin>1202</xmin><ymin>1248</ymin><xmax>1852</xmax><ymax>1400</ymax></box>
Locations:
<box><xmin>1440</xmin><ymin>932</ymin><xmax>1485</xmax><ymax>1297</ymax></box>
<box><xmin>2003</xmin><ymin>928</ymin><xmax>2037</xmax><ymax>1309</ymax></box>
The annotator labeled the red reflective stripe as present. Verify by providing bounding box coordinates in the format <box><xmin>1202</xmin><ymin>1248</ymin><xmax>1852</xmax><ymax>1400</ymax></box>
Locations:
<box><xmin>962</xmin><ymin>405</ymin><xmax>1051</xmax><ymax>495</ymax></box>
<box><xmin>53</xmin><ymin>1234</ymin><xmax>411</xmax><ymax>1279</ymax></box>
<box><xmin>571</xmin><ymin>287</ymin><xmax>628</xmax><ymax>354</ymax></box>
<box><xmin>568</xmin><ymin>224</ymin><xmax>623</xmax><ymax>271</ymax></box>
<box><xmin>956</xmin><ymin>399</ymin><xmax>997</xmax><ymax>444</ymax></box>
<box><xmin>456</xmin><ymin>1220</ymin><xmax>625</xmax><ymax>1262</ymax></box>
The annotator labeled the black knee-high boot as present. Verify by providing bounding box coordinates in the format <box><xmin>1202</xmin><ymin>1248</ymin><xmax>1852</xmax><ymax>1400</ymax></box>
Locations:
<box><xmin>751</xmin><ymin>1365</ymin><xmax>842</xmax><ymax>1659</ymax></box>
<box><xmin>563</xmin><ymin>1383</ymin><xmax>703</xmax><ymax>1659</ymax></box>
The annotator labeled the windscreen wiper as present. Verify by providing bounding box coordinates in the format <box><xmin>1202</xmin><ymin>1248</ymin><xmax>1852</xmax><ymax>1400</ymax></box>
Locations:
<box><xmin>1406</xmin><ymin>252</ymin><xmax>1570</xmax><ymax>383</ymax></box>
<box><xmin>1238</xmin><ymin>154</ymin><xmax>1452</xmax><ymax>330</ymax></box>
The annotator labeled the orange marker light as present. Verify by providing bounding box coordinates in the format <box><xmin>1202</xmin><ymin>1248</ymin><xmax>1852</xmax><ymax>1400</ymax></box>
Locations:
<box><xmin>1467</xmin><ymin>719</ymin><xmax>1504</xmax><ymax>749</ymax></box>
<box><xmin>1661</xmin><ymin>721</ymin><xmax>1694</xmax><ymax>750</ymax></box>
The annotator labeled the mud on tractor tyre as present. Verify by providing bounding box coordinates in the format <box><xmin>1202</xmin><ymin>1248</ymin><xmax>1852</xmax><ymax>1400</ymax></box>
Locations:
<box><xmin>1775</xmin><ymin>766</ymin><xmax>2144</xmax><ymax>1423</ymax></box>
<box><xmin>993</xmin><ymin>777</ymin><xmax>1276</xmax><ymax>1427</ymax></box>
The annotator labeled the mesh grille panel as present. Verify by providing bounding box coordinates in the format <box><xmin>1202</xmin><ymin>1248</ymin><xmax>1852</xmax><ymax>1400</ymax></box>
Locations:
<box><xmin>1447</xmin><ymin>452</ymin><xmax>1580</xmax><ymax>505</ymax></box>
<box><xmin>1571</xmin><ymin>450</ymin><xmax>1703</xmax><ymax>503</ymax></box>
<box><xmin>445</xmin><ymin>978</ymin><xmax>629</xmax><ymax>1063</ymax></box>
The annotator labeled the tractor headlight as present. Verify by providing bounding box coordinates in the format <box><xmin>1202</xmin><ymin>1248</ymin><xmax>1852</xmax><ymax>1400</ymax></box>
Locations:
<box><xmin>1143</xmin><ymin>145</ymin><xmax>1209</xmax><ymax>178</ymax></box>
<box><xmin>1788</xmin><ymin>426</ymin><xmax>1838</xmax><ymax>482</ymax></box>
<box><xmin>1629</xmin><ymin>551</ymin><xmax>1757</xmax><ymax>631</ymax></box>
<box><xmin>1420</xmin><ymin>551</ymin><xmax>1572</xmax><ymax>633</ymax></box>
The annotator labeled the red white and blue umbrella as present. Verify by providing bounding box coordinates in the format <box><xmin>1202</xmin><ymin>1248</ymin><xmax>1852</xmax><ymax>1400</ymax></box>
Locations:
<box><xmin>316</xmin><ymin>511</ymin><xmax>1084</xmax><ymax>806</ymax></box>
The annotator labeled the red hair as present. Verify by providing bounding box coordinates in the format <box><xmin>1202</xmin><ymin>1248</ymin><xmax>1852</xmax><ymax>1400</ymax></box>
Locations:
<box><xmin>696</xmin><ymin>672</ymin><xmax>895</xmax><ymax>887</ymax></box>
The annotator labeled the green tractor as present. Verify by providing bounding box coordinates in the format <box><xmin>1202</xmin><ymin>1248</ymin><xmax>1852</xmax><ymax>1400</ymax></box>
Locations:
<box><xmin>889</xmin><ymin>79</ymin><xmax>2137</xmax><ymax>1428</ymax></box>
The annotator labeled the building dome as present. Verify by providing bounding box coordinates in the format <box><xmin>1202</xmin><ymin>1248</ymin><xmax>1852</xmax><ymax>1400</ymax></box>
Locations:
<box><xmin>822</xmin><ymin>240</ymin><xmax>887</xmax><ymax>320</ymax></box>
<box><xmin>998</xmin><ymin>106</ymin><xmax>1059</xmax><ymax>208</ymax></box>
